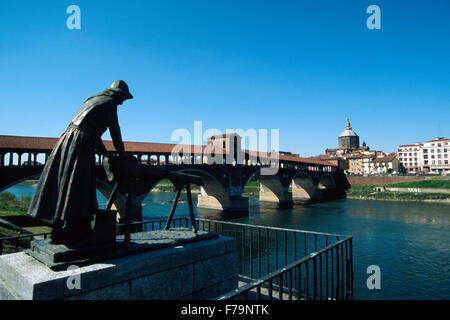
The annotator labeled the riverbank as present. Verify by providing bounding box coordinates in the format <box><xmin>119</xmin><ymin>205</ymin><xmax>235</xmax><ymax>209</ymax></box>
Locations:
<box><xmin>346</xmin><ymin>194</ymin><xmax>450</xmax><ymax>204</ymax></box>
<box><xmin>0</xmin><ymin>192</ymin><xmax>51</xmax><ymax>237</ymax></box>
<box><xmin>346</xmin><ymin>175</ymin><xmax>450</xmax><ymax>187</ymax></box>
<box><xmin>345</xmin><ymin>178</ymin><xmax>450</xmax><ymax>203</ymax></box>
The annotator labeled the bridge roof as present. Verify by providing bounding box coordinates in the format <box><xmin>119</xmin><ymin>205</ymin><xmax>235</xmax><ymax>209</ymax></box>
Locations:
<box><xmin>0</xmin><ymin>135</ymin><xmax>337</xmax><ymax>167</ymax></box>
<box><xmin>245</xmin><ymin>150</ymin><xmax>337</xmax><ymax>167</ymax></box>
<box><xmin>0</xmin><ymin>135</ymin><xmax>226</xmax><ymax>155</ymax></box>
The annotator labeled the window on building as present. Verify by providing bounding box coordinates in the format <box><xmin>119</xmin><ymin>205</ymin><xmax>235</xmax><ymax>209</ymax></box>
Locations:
<box><xmin>424</xmin><ymin>155</ymin><xmax>428</xmax><ymax>159</ymax></box>
<box><xmin>431</xmin><ymin>155</ymin><xmax>435</xmax><ymax>159</ymax></box>
<box><xmin>445</xmin><ymin>160</ymin><xmax>448</xmax><ymax>164</ymax></box>
<box><xmin>424</xmin><ymin>161</ymin><xmax>428</xmax><ymax>165</ymax></box>
<box><xmin>432</xmin><ymin>160</ymin><xmax>435</xmax><ymax>164</ymax></box>
<box><xmin>437</xmin><ymin>149</ymin><xmax>441</xmax><ymax>153</ymax></box>
<box><xmin>438</xmin><ymin>160</ymin><xmax>442</xmax><ymax>165</ymax></box>
<box><xmin>431</xmin><ymin>150</ymin><xmax>434</xmax><ymax>153</ymax></box>
<box><xmin>438</xmin><ymin>155</ymin><xmax>441</xmax><ymax>159</ymax></box>
<box><xmin>423</xmin><ymin>149</ymin><xmax>428</xmax><ymax>153</ymax></box>
<box><xmin>438</xmin><ymin>143</ymin><xmax>442</xmax><ymax>147</ymax></box>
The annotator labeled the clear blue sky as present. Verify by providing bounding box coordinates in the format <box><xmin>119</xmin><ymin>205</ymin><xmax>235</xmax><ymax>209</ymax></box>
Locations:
<box><xmin>0</xmin><ymin>0</ymin><xmax>449</xmax><ymax>156</ymax></box>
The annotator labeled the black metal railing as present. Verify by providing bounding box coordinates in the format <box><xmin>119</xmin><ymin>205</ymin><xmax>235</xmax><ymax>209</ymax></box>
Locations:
<box><xmin>0</xmin><ymin>232</ymin><xmax>50</xmax><ymax>256</ymax></box>
<box><xmin>0</xmin><ymin>217</ymin><xmax>353</xmax><ymax>300</ymax></box>
<box><xmin>193</xmin><ymin>218</ymin><xmax>353</xmax><ymax>300</ymax></box>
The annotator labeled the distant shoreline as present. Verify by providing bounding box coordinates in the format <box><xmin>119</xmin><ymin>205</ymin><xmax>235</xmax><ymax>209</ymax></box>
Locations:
<box><xmin>346</xmin><ymin>195</ymin><xmax>450</xmax><ymax>204</ymax></box>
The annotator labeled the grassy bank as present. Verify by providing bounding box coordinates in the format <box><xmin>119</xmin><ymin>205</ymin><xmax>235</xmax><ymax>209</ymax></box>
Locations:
<box><xmin>0</xmin><ymin>192</ymin><xmax>52</xmax><ymax>237</ymax></box>
<box><xmin>243</xmin><ymin>179</ymin><xmax>260</xmax><ymax>196</ymax></box>
<box><xmin>151</xmin><ymin>179</ymin><xmax>201</xmax><ymax>192</ymax></box>
<box><xmin>386</xmin><ymin>179</ymin><xmax>450</xmax><ymax>189</ymax></box>
<box><xmin>346</xmin><ymin>185</ymin><xmax>450</xmax><ymax>201</ymax></box>
<box><xmin>16</xmin><ymin>179</ymin><xmax>39</xmax><ymax>187</ymax></box>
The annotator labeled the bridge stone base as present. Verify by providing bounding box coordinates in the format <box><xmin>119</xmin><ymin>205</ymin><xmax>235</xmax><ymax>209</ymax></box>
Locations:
<box><xmin>0</xmin><ymin>234</ymin><xmax>238</xmax><ymax>300</ymax></box>
<box><xmin>292</xmin><ymin>187</ymin><xmax>323</xmax><ymax>203</ymax></box>
<box><xmin>259</xmin><ymin>188</ymin><xmax>293</xmax><ymax>204</ymax></box>
<box><xmin>197</xmin><ymin>194</ymin><xmax>249</xmax><ymax>212</ymax></box>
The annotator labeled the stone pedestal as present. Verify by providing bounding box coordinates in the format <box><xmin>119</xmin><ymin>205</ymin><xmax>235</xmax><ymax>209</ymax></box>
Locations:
<box><xmin>0</xmin><ymin>231</ymin><xmax>238</xmax><ymax>300</ymax></box>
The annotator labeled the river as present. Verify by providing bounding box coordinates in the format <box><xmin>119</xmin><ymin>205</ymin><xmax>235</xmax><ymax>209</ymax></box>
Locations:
<box><xmin>3</xmin><ymin>185</ymin><xmax>450</xmax><ymax>300</ymax></box>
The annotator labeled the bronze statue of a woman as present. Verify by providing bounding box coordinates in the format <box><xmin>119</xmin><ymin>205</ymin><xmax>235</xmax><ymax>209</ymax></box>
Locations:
<box><xmin>28</xmin><ymin>80</ymin><xmax>133</xmax><ymax>245</ymax></box>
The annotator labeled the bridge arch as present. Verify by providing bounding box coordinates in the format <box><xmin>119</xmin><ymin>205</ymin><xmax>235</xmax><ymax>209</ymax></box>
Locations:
<box><xmin>175</xmin><ymin>168</ymin><xmax>236</xmax><ymax>211</ymax></box>
<box><xmin>256</xmin><ymin>171</ymin><xmax>292</xmax><ymax>205</ymax></box>
<box><xmin>318</xmin><ymin>173</ymin><xmax>336</xmax><ymax>190</ymax></box>
<box><xmin>0</xmin><ymin>173</ymin><xmax>41</xmax><ymax>194</ymax></box>
<box><xmin>291</xmin><ymin>171</ymin><xmax>317</xmax><ymax>201</ymax></box>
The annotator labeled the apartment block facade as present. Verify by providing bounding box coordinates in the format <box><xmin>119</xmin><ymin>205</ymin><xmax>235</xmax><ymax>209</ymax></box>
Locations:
<box><xmin>397</xmin><ymin>137</ymin><xmax>450</xmax><ymax>174</ymax></box>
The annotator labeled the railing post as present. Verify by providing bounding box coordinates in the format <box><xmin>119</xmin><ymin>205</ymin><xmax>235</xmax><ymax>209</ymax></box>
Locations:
<box><xmin>313</xmin><ymin>257</ymin><xmax>317</xmax><ymax>299</ymax></box>
<box><xmin>341</xmin><ymin>243</ymin><xmax>344</xmax><ymax>299</ymax></box>
<box><xmin>279</xmin><ymin>273</ymin><xmax>283</xmax><ymax>300</ymax></box>
<box><xmin>258</xmin><ymin>228</ymin><xmax>261</xmax><ymax>278</ymax></box>
<box><xmin>335</xmin><ymin>246</ymin><xmax>340</xmax><ymax>299</ymax></box>
<box><xmin>266</xmin><ymin>228</ymin><xmax>270</xmax><ymax>274</ymax></box>
<box><xmin>350</xmin><ymin>238</ymin><xmax>354</xmax><ymax>299</ymax></box>
<box><xmin>319</xmin><ymin>253</ymin><xmax>323</xmax><ymax>299</ymax></box>
<box><xmin>250</xmin><ymin>227</ymin><xmax>253</xmax><ymax>279</ymax></box>
<box><xmin>326</xmin><ymin>250</ymin><xmax>329</xmax><ymax>299</ymax></box>
<box><xmin>242</xmin><ymin>225</ymin><xmax>246</xmax><ymax>277</ymax></box>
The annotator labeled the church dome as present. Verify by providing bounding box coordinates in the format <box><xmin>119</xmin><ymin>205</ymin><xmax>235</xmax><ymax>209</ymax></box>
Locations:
<box><xmin>339</xmin><ymin>118</ymin><xmax>358</xmax><ymax>137</ymax></box>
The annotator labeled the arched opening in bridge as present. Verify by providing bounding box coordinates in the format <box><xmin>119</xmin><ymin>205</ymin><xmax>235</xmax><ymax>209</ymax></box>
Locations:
<box><xmin>180</xmin><ymin>169</ymin><xmax>248</xmax><ymax>216</ymax></box>
<box><xmin>242</xmin><ymin>170</ymin><xmax>261</xmax><ymax>198</ymax></box>
<box><xmin>292</xmin><ymin>172</ymin><xmax>316</xmax><ymax>202</ymax></box>
<box><xmin>243</xmin><ymin>170</ymin><xmax>293</xmax><ymax>208</ymax></box>
<box><xmin>142</xmin><ymin>177</ymin><xmax>195</xmax><ymax>222</ymax></box>
<box><xmin>318</xmin><ymin>174</ymin><xmax>336</xmax><ymax>190</ymax></box>
<box><xmin>1</xmin><ymin>152</ymin><xmax>48</xmax><ymax>167</ymax></box>
<box><xmin>0</xmin><ymin>176</ymin><xmax>50</xmax><ymax>234</ymax></box>
<box><xmin>0</xmin><ymin>176</ymin><xmax>131</xmax><ymax>234</ymax></box>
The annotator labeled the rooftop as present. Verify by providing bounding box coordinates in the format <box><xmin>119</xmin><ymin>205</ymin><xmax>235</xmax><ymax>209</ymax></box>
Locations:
<box><xmin>372</xmin><ymin>154</ymin><xmax>397</xmax><ymax>163</ymax></box>
<box><xmin>424</xmin><ymin>137</ymin><xmax>450</xmax><ymax>143</ymax></box>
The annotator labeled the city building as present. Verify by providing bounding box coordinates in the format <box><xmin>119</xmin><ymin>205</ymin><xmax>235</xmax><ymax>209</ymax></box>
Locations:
<box><xmin>316</xmin><ymin>118</ymin><xmax>400</xmax><ymax>175</ymax></box>
<box><xmin>397</xmin><ymin>138</ymin><xmax>449</xmax><ymax>174</ymax></box>
<box><xmin>345</xmin><ymin>154</ymin><xmax>362</xmax><ymax>174</ymax></box>
<box><xmin>397</xmin><ymin>142</ymin><xmax>422</xmax><ymax>174</ymax></box>
<box><xmin>371</xmin><ymin>154</ymin><xmax>400</xmax><ymax>174</ymax></box>
<box><xmin>339</xmin><ymin>118</ymin><xmax>360</xmax><ymax>149</ymax></box>
<box><xmin>422</xmin><ymin>138</ymin><xmax>450</xmax><ymax>173</ymax></box>
<box><xmin>325</xmin><ymin>118</ymin><xmax>372</xmax><ymax>158</ymax></box>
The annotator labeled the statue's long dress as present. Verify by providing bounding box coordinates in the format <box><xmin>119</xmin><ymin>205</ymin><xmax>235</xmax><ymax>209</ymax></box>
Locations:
<box><xmin>28</xmin><ymin>90</ymin><xmax>124</xmax><ymax>222</ymax></box>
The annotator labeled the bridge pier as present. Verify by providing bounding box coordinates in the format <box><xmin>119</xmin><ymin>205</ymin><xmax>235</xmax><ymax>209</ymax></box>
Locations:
<box><xmin>258</xmin><ymin>176</ymin><xmax>293</xmax><ymax>205</ymax></box>
<box><xmin>197</xmin><ymin>186</ymin><xmax>249</xmax><ymax>212</ymax></box>
<box><xmin>291</xmin><ymin>173</ymin><xmax>322</xmax><ymax>203</ymax></box>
